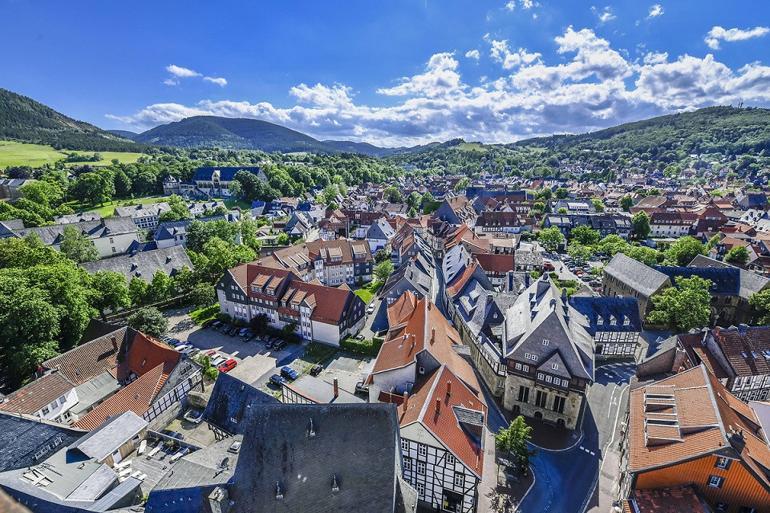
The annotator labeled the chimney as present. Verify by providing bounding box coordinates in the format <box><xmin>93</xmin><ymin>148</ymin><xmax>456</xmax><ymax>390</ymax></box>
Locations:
<box><xmin>430</xmin><ymin>328</ymin><xmax>436</xmax><ymax>344</ymax></box>
<box><xmin>402</xmin><ymin>391</ymin><xmax>409</xmax><ymax>408</ymax></box>
<box><xmin>111</xmin><ymin>335</ymin><xmax>117</xmax><ymax>350</ymax></box>
<box><xmin>446</xmin><ymin>380</ymin><xmax>452</xmax><ymax>398</ymax></box>
<box><xmin>434</xmin><ymin>398</ymin><xmax>441</xmax><ymax>415</ymax></box>
<box><xmin>333</xmin><ymin>379</ymin><xmax>339</xmax><ymax>399</ymax></box>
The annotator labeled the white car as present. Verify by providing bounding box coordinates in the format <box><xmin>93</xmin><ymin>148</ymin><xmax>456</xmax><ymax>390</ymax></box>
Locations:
<box><xmin>211</xmin><ymin>355</ymin><xmax>227</xmax><ymax>367</ymax></box>
<box><xmin>175</xmin><ymin>344</ymin><xmax>192</xmax><ymax>352</ymax></box>
<box><xmin>367</xmin><ymin>304</ymin><xmax>375</xmax><ymax>314</ymax></box>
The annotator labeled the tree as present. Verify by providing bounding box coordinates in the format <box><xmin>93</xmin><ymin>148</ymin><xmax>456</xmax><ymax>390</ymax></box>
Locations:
<box><xmin>420</xmin><ymin>191</ymin><xmax>437</xmax><ymax>213</ymax></box>
<box><xmin>724</xmin><ymin>246</ymin><xmax>750</xmax><ymax>266</ymax></box>
<box><xmin>620</xmin><ymin>195</ymin><xmax>633</xmax><ymax>212</ymax></box>
<box><xmin>195</xmin><ymin>237</ymin><xmax>256</xmax><ymax>282</ymax></box>
<box><xmin>537</xmin><ymin>227</ymin><xmax>565</xmax><ymax>252</ymax></box>
<box><xmin>664</xmin><ymin>236</ymin><xmax>705</xmax><ymax>266</ymax></box>
<box><xmin>591</xmin><ymin>198</ymin><xmax>605</xmax><ymax>212</ymax></box>
<box><xmin>20</xmin><ymin>180</ymin><xmax>64</xmax><ymax>208</ymax></box>
<box><xmin>127</xmin><ymin>307</ymin><xmax>168</xmax><ymax>338</ymax></box>
<box><xmin>159</xmin><ymin>194</ymin><xmax>192</xmax><ymax>222</ymax></box>
<box><xmin>570</xmin><ymin>225</ymin><xmax>600</xmax><ymax>246</ymax></box>
<box><xmin>383</xmin><ymin>186</ymin><xmax>403</xmax><ymax>203</ymax></box>
<box><xmin>555</xmin><ymin>187</ymin><xmax>569</xmax><ymax>199</ymax></box>
<box><xmin>146</xmin><ymin>271</ymin><xmax>174</xmax><ymax>303</ymax></box>
<box><xmin>567</xmin><ymin>242</ymin><xmax>593</xmax><ymax>265</ymax></box>
<box><xmin>189</xmin><ymin>282</ymin><xmax>216</xmax><ymax>308</ymax></box>
<box><xmin>622</xmin><ymin>245</ymin><xmax>661</xmax><ymax>266</ymax></box>
<box><xmin>495</xmin><ymin>416</ymin><xmax>534</xmax><ymax>473</ymax></box>
<box><xmin>406</xmin><ymin>191</ymin><xmax>422</xmax><ymax>211</ymax></box>
<box><xmin>276</xmin><ymin>232</ymin><xmax>290</xmax><ymax>245</ymax></box>
<box><xmin>186</xmin><ymin>220</ymin><xmax>239</xmax><ymax>252</ymax></box>
<box><xmin>60</xmin><ymin>225</ymin><xmax>99</xmax><ymax>263</ymax></box>
<box><xmin>374</xmin><ymin>260</ymin><xmax>394</xmax><ymax>283</ymax></box>
<box><xmin>750</xmin><ymin>289</ymin><xmax>770</xmax><ymax>324</ymax></box>
<box><xmin>647</xmin><ymin>276</ymin><xmax>712</xmax><ymax>331</ymax></box>
<box><xmin>90</xmin><ymin>271</ymin><xmax>130</xmax><ymax>319</ymax></box>
<box><xmin>240</xmin><ymin>218</ymin><xmax>264</xmax><ymax>253</ymax></box>
<box><xmin>454</xmin><ymin>177</ymin><xmax>470</xmax><ymax>193</ymax></box>
<box><xmin>631</xmin><ymin>211</ymin><xmax>651</xmax><ymax>240</ymax></box>
<box><xmin>113</xmin><ymin>169</ymin><xmax>132</xmax><ymax>198</ymax></box>
<box><xmin>129</xmin><ymin>277</ymin><xmax>149</xmax><ymax>305</ymax></box>
<box><xmin>71</xmin><ymin>171</ymin><xmax>114</xmax><ymax>206</ymax></box>
<box><xmin>374</xmin><ymin>249</ymin><xmax>390</xmax><ymax>263</ymax></box>
<box><xmin>250</xmin><ymin>313</ymin><xmax>270</xmax><ymax>334</ymax></box>
<box><xmin>228</xmin><ymin>180</ymin><xmax>242</xmax><ymax>198</ymax></box>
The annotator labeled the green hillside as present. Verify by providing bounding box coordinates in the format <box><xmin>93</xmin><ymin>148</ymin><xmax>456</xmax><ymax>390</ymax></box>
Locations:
<box><xmin>0</xmin><ymin>88</ymin><xmax>143</xmax><ymax>152</ymax></box>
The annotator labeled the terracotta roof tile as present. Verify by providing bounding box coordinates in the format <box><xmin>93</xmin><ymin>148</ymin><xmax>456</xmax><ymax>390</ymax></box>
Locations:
<box><xmin>118</xmin><ymin>331</ymin><xmax>180</xmax><ymax>383</ymax></box>
<box><xmin>42</xmin><ymin>327</ymin><xmax>126</xmax><ymax>385</ymax></box>
<box><xmin>0</xmin><ymin>372</ymin><xmax>74</xmax><ymax>415</ymax></box>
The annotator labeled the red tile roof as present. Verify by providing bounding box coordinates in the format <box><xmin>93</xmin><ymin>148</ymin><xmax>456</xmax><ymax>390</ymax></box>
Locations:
<box><xmin>73</xmin><ymin>364</ymin><xmax>165</xmax><ymax>430</ymax></box>
<box><xmin>475</xmin><ymin>253</ymin><xmax>516</xmax><ymax>275</ymax></box>
<box><xmin>398</xmin><ymin>366</ymin><xmax>487</xmax><ymax>476</ymax></box>
<box><xmin>0</xmin><ymin>372</ymin><xmax>74</xmax><ymax>415</ymax></box>
<box><xmin>446</xmin><ymin>262</ymin><xmax>479</xmax><ymax>298</ymax></box>
<box><xmin>118</xmin><ymin>331</ymin><xmax>180</xmax><ymax>383</ymax></box>
<box><xmin>42</xmin><ymin>327</ymin><xmax>126</xmax><ymax>385</ymax></box>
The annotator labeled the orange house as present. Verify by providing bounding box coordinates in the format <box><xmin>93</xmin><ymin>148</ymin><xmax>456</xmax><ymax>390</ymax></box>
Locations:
<box><xmin>628</xmin><ymin>364</ymin><xmax>770</xmax><ymax>513</ymax></box>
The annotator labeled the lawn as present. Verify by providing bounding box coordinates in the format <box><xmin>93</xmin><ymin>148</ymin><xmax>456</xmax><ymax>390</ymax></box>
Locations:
<box><xmin>354</xmin><ymin>281</ymin><xmax>381</xmax><ymax>304</ymax></box>
<box><xmin>64</xmin><ymin>195</ymin><xmax>168</xmax><ymax>217</ymax></box>
<box><xmin>190</xmin><ymin>304</ymin><xmax>220</xmax><ymax>325</ymax></box>
<box><xmin>0</xmin><ymin>140</ymin><xmax>143</xmax><ymax>169</ymax></box>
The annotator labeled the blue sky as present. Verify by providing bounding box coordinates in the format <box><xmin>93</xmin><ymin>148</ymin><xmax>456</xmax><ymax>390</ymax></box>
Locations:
<box><xmin>3</xmin><ymin>0</ymin><xmax>770</xmax><ymax>146</ymax></box>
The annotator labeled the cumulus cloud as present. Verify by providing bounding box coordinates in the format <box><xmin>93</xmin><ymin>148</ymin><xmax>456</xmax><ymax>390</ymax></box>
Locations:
<box><xmin>591</xmin><ymin>6</ymin><xmax>616</xmax><ymax>24</ymax></box>
<box><xmin>110</xmin><ymin>27</ymin><xmax>770</xmax><ymax>146</ymax></box>
<box><xmin>487</xmin><ymin>37</ymin><xmax>541</xmax><ymax>70</ymax></box>
<box><xmin>704</xmin><ymin>25</ymin><xmax>770</xmax><ymax>50</ymax></box>
<box><xmin>647</xmin><ymin>4</ymin><xmax>664</xmax><ymax>18</ymax></box>
<box><xmin>465</xmin><ymin>49</ymin><xmax>481</xmax><ymax>60</ymax></box>
<box><xmin>504</xmin><ymin>0</ymin><xmax>536</xmax><ymax>11</ymax></box>
<box><xmin>166</xmin><ymin>64</ymin><xmax>201</xmax><ymax>78</ymax></box>
<box><xmin>203</xmin><ymin>76</ymin><xmax>228</xmax><ymax>87</ymax></box>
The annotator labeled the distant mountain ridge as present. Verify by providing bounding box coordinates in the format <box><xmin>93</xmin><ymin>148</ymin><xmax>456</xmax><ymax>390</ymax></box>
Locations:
<box><xmin>0</xmin><ymin>88</ymin><xmax>142</xmax><ymax>152</ymax></box>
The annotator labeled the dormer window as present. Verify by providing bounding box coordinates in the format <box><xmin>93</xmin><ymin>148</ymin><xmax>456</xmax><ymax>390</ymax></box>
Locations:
<box><xmin>551</xmin><ymin>363</ymin><xmax>559</xmax><ymax>371</ymax></box>
<box><xmin>597</xmin><ymin>315</ymin><xmax>603</xmax><ymax>325</ymax></box>
<box><xmin>542</xmin><ymin>339</ymin><xmax>550</xmax><ymax>346</ymax></box>
<box><xmin>609</xmin><ymin>315</ymin><xmax>617</xmax><ymax>326</ymax></box>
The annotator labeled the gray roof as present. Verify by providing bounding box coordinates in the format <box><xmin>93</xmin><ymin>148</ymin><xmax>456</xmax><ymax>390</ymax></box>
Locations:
<box><xmin>604</xmin><ymin>253</ymin><xmax>670</xmax><ymax>297</ymax></box>
<box><xmin>70</xmin><ymin>372</ymin><xmax>121</xmax><ymax>417</ymax></box>
<box><xmin>11</xmin><ymin>218</ymin><xmax>137</xmax><ymax>246</ymax></box>
<box><xmin>503</xmin><ymin>277</ymin><xmax>595</xmax><ymax>381</ymax></box>
<box><xmin>53</xmin><ymin>212</ymin><xmax>102</xmax><ymax>225</ymax></box>
<box><xmin>114</xmin><ymin>202</ymin><xmax>171</xmax><ymax>218</ymax></box>
<box><xmin>283</xmin><ymin>375</ymin><xmax>364</xmax><ymax>404</ymax></box>
<box><xmin>0</xmin><ymin>412</ymin><xmax>85</xmax><ymax>472</ymax></box>
<box><xmin>153</xmin><ymin>215</ymin><xmax>226</xmax><ymax>242</ymax></box>
<box><xmin>80</xmin><ymin>246</ymin><xmax>192</xmax><ymax>282</ymax></box>
<box><xmin>689</xmin><ymin>254</ymin><xmax>770</xmax><ymax>299</ymax></box>
<box><xmin>70</xmin><ymin>411</ymin><xmax>147</xmax><ymax>462</ymax></box>
<box><xmin>228</xmin><ymin>403</ymin><xmax>402</xmax><ymax>513</ymax></box>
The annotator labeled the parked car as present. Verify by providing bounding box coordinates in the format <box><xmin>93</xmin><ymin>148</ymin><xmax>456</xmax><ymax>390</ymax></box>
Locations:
<box><xmin>543</xmin><ymin>261</ymin><xmax>555</xmax><ymax>272</ymax></box>
<box><xmin>183</xmin><ymin>409</ymin><xmax>204</xmax><ymax>425</ymax></box>
<box><xmin>175</xmin><ymin>344</ymin><xmax>193</xmax><ymax>352</ymax></box>
<box><xmin>366</xmin><ymin>304</ymin><xmax>375</xmax><ymax>314</ymax></box>
<box><xmin>218</xmin><ymin>358</ymin><xmax>238</xmax><ymax>373</ymax></box>
<box><xmin>168</xmin><ymin>338</ymin><xmax>184</xmax><ymax>347</ymax></box>
<box><xmin>184</xmin><ymin>347</ymin><xmax>200</xmax><ymax>357</ymax></box>
<box><xmin>211</xmin><ymin>320</ymin><xmax>223</xmax><ymax>330</ymax></box>
<box><xmin>280</xmin><ymin>366</ymin><xmax>299</xmax><ymax>380</ymax></box>
<box><xmin>238</xmin><ymin>328</ymin><xmax>250</xmax><ymax>338</ymax></box>
<box><xmin>269</xmin><ymin>374</ymin><xmax>286</xmax><ymax>387</ymax></box>
<box><xmin>273</xmin><ymin>340</ymin><xmax>287</xmax><ymax>351</ymax></box>
<box><xmin>202</xmin><ymin>319</ymin><xmax>216</xmax><ymax>329</ymax></box>
<box><xmin>161</xmin><ymin>429</ymin><xmax>185</xmax><ymax>441</ymax></box>
<box><xmin>211</xmin><ymin>355</ymin><xmax>227</xmax><ymax>367</ymax></box>
<box><xmin>309</xmin><ymin>364</ymin><xmax>323</xmax><ymax>376</ymax></box>
<box><xmin>205</xmin><ymin>349</ymin><xmax>219</xmax><ymax>357</ymax></box>
<box><xmin>264</xmin><ymin>338</ymin><xmax>274</xmax><ymax>349</ymax></box>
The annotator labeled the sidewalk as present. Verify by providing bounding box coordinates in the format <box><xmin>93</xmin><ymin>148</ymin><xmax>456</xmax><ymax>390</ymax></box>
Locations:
<box><xmin>477</xmin><ymin>428</ymin><xmax>534</xmax><ymax>513</ymax></box>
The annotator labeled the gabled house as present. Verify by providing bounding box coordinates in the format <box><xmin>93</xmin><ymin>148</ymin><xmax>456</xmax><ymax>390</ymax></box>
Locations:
<box><xmin>502</xmin><ymin>276</ymin><xmax>595</xmax><ymax>429</ymax></box>
<box><xmin>627</xmin><ymin>364</ymin><xmax>770</xmax><ymax>513</ymax></box>
<box><xmin>114</xmin><ymin>202</ymin><xmax>172</xmax><ymax>230</ymax></box>
<box><xmin>366</xmin><ymin>217</ymin><xmax>396</xmax><ymax>253</ymax></box>
<box><xmin>80</xmin><ymin>245</ymin><xmax>193</xmax><ymax>283</ymax></box>
<box><xmin>10</xmin><ymin>218</ymin><xmax>139</xmax><ymax>259</ymax></box>
<box><xmin>568</xmin><ymin>296</ymin><xmax>642</xmax><ymax>360</ymax></box>
<box><xmin>435</xmin><ymin>196</ymin><xmax>477</xmax><ymax>226</ymax></box>
<box><xmin>603</xmin><ymin>253</ymin><xmax>671</xmax><ymax>316</ymax></box>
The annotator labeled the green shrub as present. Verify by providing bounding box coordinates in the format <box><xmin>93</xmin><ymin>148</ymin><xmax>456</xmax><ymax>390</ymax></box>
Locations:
<box><xmin>340</xmin><ymin>336</ymin><xmax>384</xmax><ymax>356</ymax></box>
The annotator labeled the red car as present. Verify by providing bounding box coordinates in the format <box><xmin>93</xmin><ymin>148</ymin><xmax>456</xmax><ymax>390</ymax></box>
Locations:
<box><xmin>217</xmin><ymin>358</ymin><xmax>237</xmax><ymax>373</ymax></box>
<box><xmin>543</xmin><ymin>261</ymin><xmax>555</xmax><ymax>272</ymax></box>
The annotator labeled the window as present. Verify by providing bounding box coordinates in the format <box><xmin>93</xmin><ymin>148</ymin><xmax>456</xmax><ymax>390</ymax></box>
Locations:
<box><xmin>542</xmin><ymin>339</ymin><xmax>550</xmax><ymax>346</ymax></box>
<box><xmin>553</xmin><ymin>396</ymin><xmax>566</xmax><ymax>414</ymax></box>
<box><xmin>454</xmin><ymin>472</ymin><xmax>464</xmax><ymax>488</ymax></box>
<box><xmin>708</xmin><ymin>475</ymin><xmax>724</xmax><ymax>488</ymax></box>
<box><xmin>537</xmin><ymin>372</ymin><xmax>545</xmax><ymax>381</ymax></box>
<box><xmin>401</xmin><ymin>438</ymin><xmax>409</xmax><ymax>452</ymax></box>
<box><xmin>715</xmin><ymin>456</ymin><xmax>731</xmax><ymax>470</ymax></box>
<box><xmin>518</xmin><ymin>386</ymin><xmax>529</xmax><ymax>403</ymax></box>
<box><xmin>522</xmin><ymin>364</ymin><xmax>530</xmax><ymax>373</ymax></box>
<box><xmin>515</xmin><ymin>362</ymin><xmax>522</xmax><ymax>371</ymax></box>
<box><xmin>546</xmin><ymin>375</ymin><xmax>553</xmax><ymax>383</ymax></box>
<box><xmin>403</xmin><ymin>457</ymin><xmax>412</xmax><ymax>472</ymax></box>
<box><xmin>41</xmin><ymin>406</ymin><xmax>50</xmax><ymax>415</ymax></box>
<box><xmin>551</xmin><ymin>363</ymin><xmax>559</xmax><ymax>371</ymax></box>
<box><xmin>446</xmin><ymin>453</ymin><xmax>455</xmax><ymax>465</ymax></box>
<box><xmin>416</xmin><ymin>482</ymin><xmax>425</xmax><ymax>499</ymax></box>
<box><xmin>418</xmin><ymin>444</ymin><xmax>427</xmax><ymax>459</ymax></box>
<box><xmin>535</xmin><ymin>390</ymin><xmax>548</xmax><ymax>408</ymax></box>
<box><xmin>417</xmin><ymin>461</ymin><xmax>426</xmax><ymax>475</ymax></box>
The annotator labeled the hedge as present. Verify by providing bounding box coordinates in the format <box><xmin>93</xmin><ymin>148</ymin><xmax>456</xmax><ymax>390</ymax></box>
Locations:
<box><xmin>340</xmin><ymin>336</ymin><xmax>384</xmax><ymax>356</ymax></box>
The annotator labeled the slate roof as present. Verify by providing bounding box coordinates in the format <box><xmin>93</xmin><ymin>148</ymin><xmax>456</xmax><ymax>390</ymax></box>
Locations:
<box><xmin>689</xmin><ymin>254</ymin><xmax>770</xmax><ymax>299</ymax></box>
<box><xmin>380</xmin><ymin>258</ymin><xmax>432</xmax><ymax>299</ymax></box>
<box><xmin>604</xmin><ymin>253</ymin><xmax>670</xmax><ymax>297</ymax></box>
<box><xmin>80</xmin><ymin>245</ymin><xmax>192</xmax><ymax>282</ymax></box>
<box><xmin>10</xmin><ymin>218</ymin><xmax>137</xmax><ymax>246</ymax></box>
<box><xmin>0</xmin><ymin>373</ymin><xmax>74</xmax><ymax>416</ymax></box>
<box><xmin>227</xmin><ymin>403</ymin><xmax>404</xmax><ymax>513</ymax></box>
<box><xmin>203</xmin><ymin>372</ymin><xmax>278</xmax><ymax>435</ymax></box>
<box><xmin>0</xmin><ymin>413</ymin><xmax>85</xmax><ymax>472</ymax></box>
<box><xmin>568</xmin><ymin>296</ymin><xmax>642</xmax><ymax>336</ymax></box>
<box><xmin>654</xmin><ymin>265</ymin><xmax>740</xmax><ymax>295</ymax></box>
<box><xmin>153</xmin><ymin>215</ymin><xmax>226</xmax><ymax>242</ymax></box>
<box><xmin>283</xmin><ymin>375</ymin><xmax>364</xmax><ymax>404</ymax></box>
<box><xmin>503</xmin><ymin>276</ymin><xmax>594</xmax><ymax>381</ymax></box>
<box><xmin>114</xmin><ymin>202</ymin><xmax>171</xmax><ymax>218</ymax></box>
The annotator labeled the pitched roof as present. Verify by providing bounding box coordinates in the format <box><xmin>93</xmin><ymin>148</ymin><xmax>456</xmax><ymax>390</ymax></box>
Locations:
<box><xmin>689</xmin><ymin>254</ymin><xmax>770</xmax><ymax>299</ymax></box>
<box><xmin>604</xmin><ymin>253</ymin><xmax>670</xmax><ymax>297</ymax></box>
<box><xmin>73</xmin><ymin>364</ymin><xmax>165</xmax><ymax>430</ymax></box>
<box><xmin>203</xmin><ymin>372</ymin><xmax>279</xmax><ymax>435</ymax></box>
<box><xmin>568</xmin><ymin>296</ymin><xmax>642</xmax><ymax>336</ymax></box>
<box><xmin>711</xmin><ymin>325</ymin><xmax>770</xmax><ymax>377</ymax></box>
<box><xmin>475</xmin><ymin>253</ymin><xmax>516</xmax><ymax>275</ymax></box>
<box><xmin>0</xmin><ymin>412</ymin><xmax>85</xmax><ymax>472</ymax></box>
<box><xmin>398</xmin><ymin>366</ymin><xmax>486</xmax><ymax>476</ymax></box>
<box><xmin>0</xmin><ymin>373</ymin><xmax>74</xmax><ymax>416</ymax></box>
<box><xmin>628</xmin><ymin>364</ymin><xmax>770</xmax><ymax>490</ymax></box>
<box><xmin>80</xmin><ymin>245</ymin><xmax>192</xmax><ymax>282</ymax></box>
<box><xmin>117</xmin><ymin>331</ymin><xmax>180</xmax><ymax>383</ymax></box>
<box><xmin>41</xmin><ymin>327</ymin><xmax>127</xmax><ymax>385</ymax></box>
<box><xmin>654</xmin><ymin>265</ymin><xmax>740</xmax><ymax>295</ymax></box>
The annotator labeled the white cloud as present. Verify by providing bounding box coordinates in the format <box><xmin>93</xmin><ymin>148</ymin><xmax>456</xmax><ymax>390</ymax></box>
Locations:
<box><xmin>203</xmin><ymin>76</ymin><xmax>228</xmax><ymax>87</ymax></box>
<box><xmin>504</xmin><ymin>0</ymin><xmax>516</xmax><ymax>11</ymax></box>
<box><xmin>591</xmin><ymin>6</ymin><xmax>616</xmax><ymax>24</ymax></box>
<box><xmin>504</xmin><ymin>0</ymin><xmax>536</xmax><ymax>11</ymax></box>
<box><xmin>163</xmin><ymin>78</ymin><xmax>179</xmax><ymax>86</ymax></box>
<box><xmin>705</xmin><ymin>25</ymin><xmax>770</xmax><ymax>50</ymax></box>
<box><xmin>465</xmin><ymin>49</ymin><xmax>481</xmax><ymax>60</ymax></box>
<box><xmin>520</xmin><ymin>0</ymin><xmax>535</xmax><ymax>9</ymax></box>
<box><xmin>647</xmin><ymin>4</ymin><xmax>663</xmax><ymax>18</ymax></box>
<box><xmin>487</xmin><ymin>37</ymin><xmax>542</xmax><ymax>70</ymax></box>
<box><xmin>111</xmin><ymin>27</ymin><xmax>770</xmax><ymax>147</ymax></box>
<box><xmin>166</xmin><ymin>64</ymin><xmax>201</xmax><ymax>78</ymax></box>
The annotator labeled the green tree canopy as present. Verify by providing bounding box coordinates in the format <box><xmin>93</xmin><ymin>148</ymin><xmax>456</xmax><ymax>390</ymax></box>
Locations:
<box><xmin>570</xmin><ymin>225</ymin><xmax>600</xmax><ymax>246</ymax></box>
<box><xmin>495</xmin><ymin>416</ymin><xmax>534</xmax><ymax>473</ymax></box>
<box><xmin>631</xmin><ymin>211</ymin><xmax>651</xmax><ymax>239</ymax></box>
<box><xmin>664</xmin><ymin>236</ymin><xmax>706</xmax><ymax>266</ymax></box>
<box><xmin>647</xmin><ymin>276</ymin><xmax>712</xmax><ymax>331</ymax></box>
<box><xmin>90</xmin><ymin>270</ymin><xmax>130</xmax><ymax>319</ymax></box>
<box><xmin>537</xmin><ymin>226</ymin><xmax>565</xmax><ymax>252</ymax></box>
<box><xmin>127</xmin><ymin>307</ymin><xmax>168</xmax><ymax>338</ymax></box>
<box><xmin>60</xmin><ymin>225</ymin><xmax>99</xmax><ymax>263</ymax></box>
<box><xmin>159</xmin><ymin>194</ymin><xmax>193</xmax><ymax>222</ymax></box>
<box><xmin>374</xmin><ymin>260</ymin><xmax>394</xmax><ymax>283</ymax></box>
<box><xmin>724</xmin><ymin>246</ymin><xmax>750</xmax><ymax>266</ymax></box>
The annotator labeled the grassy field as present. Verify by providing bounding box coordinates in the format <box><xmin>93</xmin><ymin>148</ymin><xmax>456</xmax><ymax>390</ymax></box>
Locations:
<box><xmin>65</xmin><ymin>195</ymin><xmax>168</xmax><ymax>217</ymax></box>
<box><xmin>0</xmin><ymin>140</ymin><xmax>143</xmax><ymax>169</ymax></box>
<box><xmin>353</xmin><ymin>281</ymin><xmax>381</xmax><ymax>304</ymax></box>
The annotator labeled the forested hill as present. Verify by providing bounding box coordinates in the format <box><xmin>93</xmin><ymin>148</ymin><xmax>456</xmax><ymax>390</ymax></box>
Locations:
<box><xmin>0</xmin><ymin>88</ymin><xmax>142</xmax><ymax>152</ymax></box>
<box><xmin>514</xmin><ymin>106</ymin><xmax>770</xmax><ymax>158</ymax></box>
